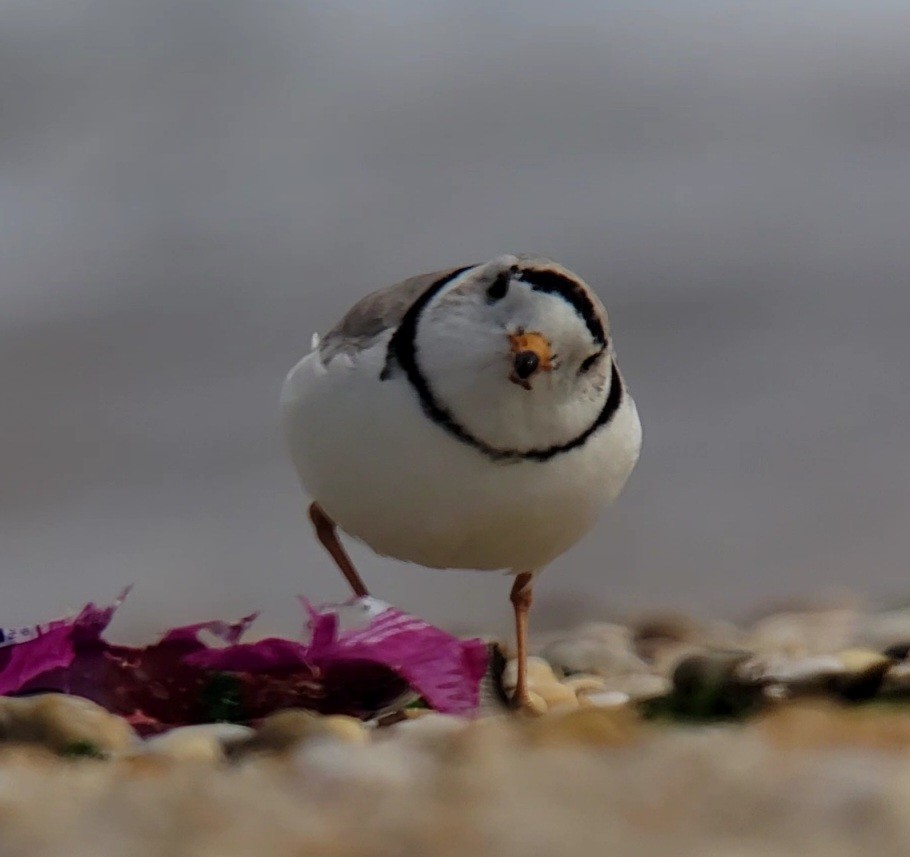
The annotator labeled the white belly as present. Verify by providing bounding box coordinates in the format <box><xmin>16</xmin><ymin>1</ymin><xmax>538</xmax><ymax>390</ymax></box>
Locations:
<box><xmin>281</xmin><ymin>341</ymin><xmax>641</xmax><ymax>573</ymax></box>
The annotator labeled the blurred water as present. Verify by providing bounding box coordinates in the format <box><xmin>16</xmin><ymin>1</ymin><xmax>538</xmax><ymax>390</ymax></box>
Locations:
<box><xmin>1</xmin><ymin>1</ymin><xmax>909</xmax><ymax>639</ymax></box>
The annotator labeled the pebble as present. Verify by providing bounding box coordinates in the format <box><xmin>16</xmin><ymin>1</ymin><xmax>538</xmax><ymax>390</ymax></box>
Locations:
<box><xmin>631</xmin><ymin>612</ymin><xmax>701</xmax><ymax>661</ymax></box>
<box><xmin>0</xmin><ymin>605</ymin><xmax>899</xmax><ymax>775</ymax></box>
<box><xmin>141</xmin><ymin>723</ymin><xmax>254</xmax><ymax>763</ymax></box>
<box><xmin>671</xmin><ymin>652</ymin><xmax>754</xmax><ymax>694</ymax></box>
<box><xmin>536</xmin><ymin>683</ymin><xmax>580</xmax><ymax>713</ymax></box>
<box><xmin>540</xmin><ymin>623</ymin><xmax>649</xmax><ymax>678</ymax></box>
<box><xmin>501</xmin><ymin>656</ymin><xmax>580</xmax><ymax>714</ymax></box>
<box><xmin>667</xmin><ymin>651</ymin><xmax>765</xmax><ymax>718</ymax></box>
<box><xmin>603</xmin><ymin>673</ymin><xmax>670</xmax><ymax>702</ymax></box>
<box><xmin>320</xmin><ymin>714</ymin><xmax>369</xmax><ymax>744</ymax></box>
<box><xmin>761</xmin><ymin>654</ymin><xmax>846</xmax><ymax>690</ymax></box>
<box><xmin>388</xmin><ymin>713</ymin><xmax>468</xmax><ymax>747</ymax></box>
<box><xmin>237</xmin><ymin>709</ymin><xmax>368</xmax><ymax>756</ymax></box>
<box><xmin>521</xmin><ymin>707</ymin><xmax>641</xmax><ymax>748</ymax></box>
<box><xmin>501</xmin><ymin>655</ymin><xmax>562</xmax><ymax>689</ymax></box>
<box><xmin>859</xmin><ymin>608</ymin><xmax>910</xmax><ymax>651</ymax></box>
<box><xmin>831</xmin><ymin>649</ymin><xmax>893</xmax><ymax>701</ymax></box>
<box><xmin>519</xmin><ymin>690</ymin><xmax>549</xmax><ymax>716</ymax></box>
<box><xmin>649</xmin><ymin>642</ymin><xmax>708</xmax><ymax>678</ymax></box>
<box><xmin>580</xmin><ymin>690</ymin><xmax>631</xmax><ymax>709</ymax></box>
<box><xmin>561</xmin><ymin>675</ymin><xmax>606</xmax><ymax>694</ymax></box>
<box><xmin>297</xmin><ymin>736</ymin><xmax>429</xmax><ymax>787</ymax></box>
<box><xmin>880</xmin><ymin>661</ymin><xmax>910</xmax><ymax>697</ymax></box>
<box><xmin>747</xmin><ymin>609</ymin><xmax>859</xmax><ymax>657</ymax></box>
<box><xmin>883</xmin><ymin>641</ymin><xmax>910</xmax><ymax>661</ymax></box>
<box><xmin>760</xmin><ymin>650</ymin><xmax>892</xmax><ymax>701</ymax></box>
<box><xmin>0</xmin><ymin>694</ymin><xmax>136</xmax><ymax>756</ymax></box>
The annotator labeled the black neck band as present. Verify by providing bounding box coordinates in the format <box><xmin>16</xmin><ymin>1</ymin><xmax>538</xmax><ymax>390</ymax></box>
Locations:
<box><xmin>386</xmin><ymin>269</ymin><xmax>623</xmax><ymax>463</ymax></box>
<box><xmin>518</xmin><ymin>268</ymin><xmax>607</xmax><ymax>347</ymax></box>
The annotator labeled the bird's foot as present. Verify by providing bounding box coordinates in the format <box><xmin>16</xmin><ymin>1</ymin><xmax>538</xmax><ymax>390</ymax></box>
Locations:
<box><xmin>509</xmin><ymin>688</ymin><xmax>547</xmax><ymax>717</ymax></box>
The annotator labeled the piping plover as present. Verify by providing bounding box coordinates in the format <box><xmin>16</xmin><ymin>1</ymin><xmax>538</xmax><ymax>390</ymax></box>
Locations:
<box><xmin>282</xmin><ymin>255</ymin><xmax>642</xmax><ymax>710</ymax></box>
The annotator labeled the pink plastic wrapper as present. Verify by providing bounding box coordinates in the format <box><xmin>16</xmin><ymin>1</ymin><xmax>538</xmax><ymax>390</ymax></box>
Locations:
<box><xmin>0</xmin><ymin>592</ymin><xmax>488</xmax><ymax>733</ymax></box>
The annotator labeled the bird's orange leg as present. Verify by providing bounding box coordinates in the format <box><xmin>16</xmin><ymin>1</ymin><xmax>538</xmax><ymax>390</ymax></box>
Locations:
<box><xmin>509</xmin><ymin>572</ymin><xmax>535</xmax><ymax>710</ymax></box>
<box><xmin>308</xmin><ymin>502</ymin><xmax>370</xmax><ymax>598</ymax></box>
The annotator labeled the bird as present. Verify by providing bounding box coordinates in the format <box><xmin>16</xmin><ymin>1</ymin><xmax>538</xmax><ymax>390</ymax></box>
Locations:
<box><xmin>281</xmin><ymin>254</ymin><xmax>642</xmax><ymax>711</ymax></box>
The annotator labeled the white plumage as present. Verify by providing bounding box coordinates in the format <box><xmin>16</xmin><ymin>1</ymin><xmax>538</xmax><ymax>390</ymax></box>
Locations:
<box><xmin>281</xmin><ymin>254</ymin><xmax>641</xmax><ymax>710</ymax></box>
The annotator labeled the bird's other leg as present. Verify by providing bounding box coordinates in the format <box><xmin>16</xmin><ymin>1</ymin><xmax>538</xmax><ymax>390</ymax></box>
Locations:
<box><xmin>308</xmin><ymin>502</ymin><xmax>370</xmax><ymax>598</ymax></box>
<box><xmin>509</xmin><ymin>572</ymin><xmax>537</xmax><ymax>712</ymax></box>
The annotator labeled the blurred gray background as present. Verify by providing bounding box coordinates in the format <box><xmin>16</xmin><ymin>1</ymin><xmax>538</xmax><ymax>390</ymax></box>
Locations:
<box><xmin>2</xmin><ymin>0</ymin><xmax>909</xmax><ymax>640</ymax></box>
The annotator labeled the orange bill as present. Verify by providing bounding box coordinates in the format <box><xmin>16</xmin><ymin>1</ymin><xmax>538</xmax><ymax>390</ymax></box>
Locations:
<box><xmin>508</xmin><ymin>330</ymin><xmax>555</xmax><ymax>372</ymax></box>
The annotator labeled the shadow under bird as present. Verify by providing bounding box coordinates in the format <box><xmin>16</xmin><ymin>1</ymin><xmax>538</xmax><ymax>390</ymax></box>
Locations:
<box><xmin>281</xmin><ymin>254</ymin><xmax>642</xmax><ymax>710</ymax></box>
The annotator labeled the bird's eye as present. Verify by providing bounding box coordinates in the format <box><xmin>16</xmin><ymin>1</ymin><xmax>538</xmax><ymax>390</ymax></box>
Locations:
<box><xmin>513</xmin><ymin>350</ymin><xmax>540</xmax><ymax>380</ymax></box>
<box><xmin>486</xmin><ymin>269</ymin><xmax>512</xmax><ymax>302</ymax></box>
<box><xmin>579</xmin><ymin>350</ymin><xmax>603</xmax><ymax>374</ymax></box>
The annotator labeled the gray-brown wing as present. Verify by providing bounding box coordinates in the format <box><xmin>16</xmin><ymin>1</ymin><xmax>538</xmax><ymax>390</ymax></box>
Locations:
<box><xmin>318</xmin><ymin>266</ymin><xmax>467</xmax><ymax>363</ymax></box>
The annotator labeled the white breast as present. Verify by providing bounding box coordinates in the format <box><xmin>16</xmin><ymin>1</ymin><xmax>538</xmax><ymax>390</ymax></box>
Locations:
<box><xmin>281</xmin><ymin>338</ymin><xmax>641</xmax><ymax>574</ymax></box>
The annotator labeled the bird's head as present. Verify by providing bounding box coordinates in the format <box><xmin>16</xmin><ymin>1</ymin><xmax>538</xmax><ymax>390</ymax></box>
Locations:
<box><xmin>407</xmin><ymin>255</ymin><xmax>617</xmax><ymax>455</ymax></box>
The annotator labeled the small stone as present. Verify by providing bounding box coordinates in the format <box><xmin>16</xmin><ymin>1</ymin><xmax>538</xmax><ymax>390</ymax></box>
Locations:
<box><xmin>601</xmin><ymin>673</ymin><xmax>670</xmax><ymax>702</ymax></box>
<box><xmin>761</xmin><ymin>654</ymin><xmax>845</xmax><ymax>691</ymax></box>
<box><xmin>296</xmin><ymin>736</ymin><xmax>425</xmax><ymax>788</ymax></box>
<box><xmin>540</xmin><ymin>623</ymin><xmax>648</xmax><ymax>678</ymax></box>
<box><xmin>631</xmin><ymin>612</ymin><xmax>700</xmax><ymax>661</ymax></box>
<box><xmin>249</xmin><ymin>709</ymin><xmax>318</xmax><ymax>753</ymax></box>
<box><xmin>239</xmin><ymin>709</ymin><xmax>368</xmax><ymax>756</ymax></box>
<box><xmin>758</xmin><ymin>649</ymin><xmax>892</xmax><ymax>702</ymax></box>
<box><xmin>649</xmin><ymin>642</ymin><xmax>707</xmax><ymax>678</ymax></box>
<box><xmin>501</xmin><ymin>656</ymin><xmax>560</xmax><ymax>689</ymax></box>
<box><xmin>0</xmin><ymin>694</ymin><xmax>136</xmax><ymax>756</ymax></box>
<box><xmin>536</xmin><ymin>682</ymin><xmax>580</xmax><ymax>712</ymax></box>
<box><xmin>518</xmin><ymin>690</ymin><xmax>549</xmax><ymax>717</ymax></box>
<box><xmin>502</xmin><ymin>657</ymin><xmax>579</xmax><ymax>713</ymax></box>
<box><xmin>665</xmin><ymin>651</ymin><xmax>765</xmax><ymax>719</ymax></box>
<box><xmin>748</xmin><ymin>609</ymin><xmax>858</xmax><ymax>657</ymax></box>
<box><xmin>320</xmin><ymin>715</ymin><xmax>369</xmax><ymax>745</ymax></box>
<box><xmin>838</xmin><ymin>648</ymin><xmax>892</xmax><ymax>672</ymax></box>
<box><xmin>831</xmin><ymin>649</ymin><xmax>893</xmax><ymax>701</ymax></box>
<box><xmin>672</xmin><ymin>651</ymin><xmax>749</xmax><ymax>693</ymax></box>
<box><xmin>883</xmin><ymin>641</ymin><xmax>910</xmax><ymax>661</ymax></box>
<box><xmin>141</xmin><ymin>723</ymin><xmax>254</xmax><ymax>763</ymax></box>
<box><xmin>522</xmin><ymin>707</ymin><xmax>641</xmax><ymax>748</ymax></box>
<box><xmin>859</xmin><ymin>608</ymin><xmax>910</xmax><ymax>651</ymax></box>
<box><xmin>880</xmin><ymin>662</ymin><xmax>910</xmax><ymax>697</ymax></box>
<box><xmin>580</xmin><ymin>690</ymin><xmax>630</xmax><ymax>708</ymax></box>
<box><xmin>388</xmin><ymin>713</ymin><xmax>468</xmax><ymax>746</ymax></box>
<box><xmin>561</xmin><ymin>675</ymin><xmax>606</xmax><ymax>694</ymax></box>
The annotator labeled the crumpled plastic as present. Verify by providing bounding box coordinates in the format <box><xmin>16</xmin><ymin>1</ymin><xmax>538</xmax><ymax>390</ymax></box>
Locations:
<box><xmin>0</xmin><ymin>591</ymin><xmax>488</xmax><ymax>733</ymax></box>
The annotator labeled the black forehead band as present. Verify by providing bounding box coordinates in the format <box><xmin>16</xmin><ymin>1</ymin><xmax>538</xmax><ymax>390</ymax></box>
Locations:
<box><xmin>517</xmin><ymin>268</ymin><xmax>606</xmax><ymax>347</ymax></box>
